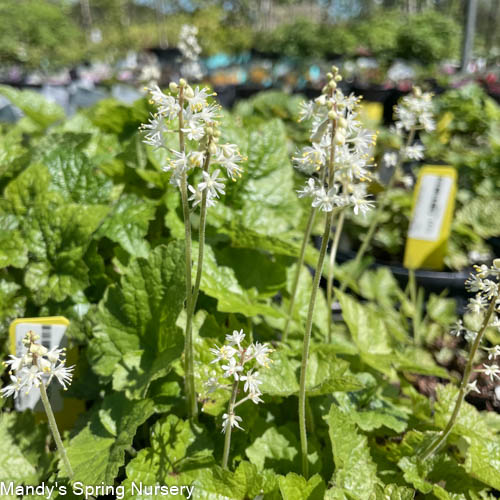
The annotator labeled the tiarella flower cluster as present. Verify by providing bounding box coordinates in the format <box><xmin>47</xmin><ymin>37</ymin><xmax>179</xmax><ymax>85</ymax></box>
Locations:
<box><xmin>293</xmin><ymin>67</ymin><xmax>376</xmax><ymax>216</ymax></box>
<box><xmin>1</xmin><ymin>331</ymin><xmax>74</xmax><ymax>399</ymax></box>
<box><xmin>140</xmin><ymin>81</ymin><xmax>244</xmax><ymax>208</ymax></box>
<box><xmin>385</xmin><ymin>86</ymin><xmax>435</xmax><ymax>166</ymax></box>
<box><xmin>451</xmin><ymin>260</ymin><xmax>500</xmax><ymax>392</ymax></box>
<box><xmin>206</xmin><ymin>330</ymin><xmax>273</xmax><ymax>433</ymax></box>
<box><xmin>178</xmin><ymin>24</ymin><xmax>203</xmax><ymax>81</ymax></box>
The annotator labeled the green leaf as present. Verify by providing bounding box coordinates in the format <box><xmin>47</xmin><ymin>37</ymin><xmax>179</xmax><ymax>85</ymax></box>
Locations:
<box><xmin>124</xmin><ymin>414</ymin><xmax>213</xmax><ymax>488</ymax></box>
<box><xmin>373</xmin><ymin>484</ymin><xmax>416</xmax><ymax>500</ymax></box>
<box><xmin>433</xmin><ymin>385</ymin><xmax>500</xmax><ymax>490</ymax></box>
<box><xmin>96</xmin><ymin>194</ymin><xmax>156</xmax><ymax>257</ymax></box>
<box><xmin>258</xmin><ymin>349</ymin><xmax>300</xmax><ymax>397</ymax></box>
<box><xmin>337</xmin><ymin>290</ymin><xmax>393</xmax><ymax>373</ymax></box>
<box><xmin>63</xmin><ymin>393</ymin><xmax>155</xmax><ymax>484</ymax></box>
<box><xmin>279</xmin><ymin>473</ymin><xmax>326</xmax><ymax>500</ymax></box>
<box><xmin>41</xmin><ymin>146</ymin><xmax>113</xmax><ymax>204</ymax></box>
<box><xmin>0</xmin><ymin>412</ymin><xmax>50</xmax><ymax>498</ymax></box>
<box><xmin>22</xmin><ymin>201</ymin><xmax>109</xmax><ymax>304</ymax></box>
<box><xmin>194</xmin><ymin>243</ymin><xmax>281</xmax><ymax>318</ymax></box>
<box><xmin>0</xmin><ymin>214</ymin><xmax>27</xmax><ymax>268</ymax></box>
<box><xmin>246</xmin><ymin>426</ymin><xmax>299</xmax><ymax>473</ymax></box>
<box><xmin>337</xmin><ymin>291</ymin><xmax>449</xmax><ymax>377</ymax></box>
<box><xmin>259</xmin><ymin>347</ymin><xmax>361</xmax><ymax>397</ymax></box>
<box><xmin>324</xmin><ymin>404</ymin><xmax>378</xmax><ymax>499</ymax></box>
<box><xmin>334</xmin><ymin>377</ymin><xmax>409</xmax><ymax>434</ymax></box>
<box><xmin>358</xmin><ymin>267</ymin><xmax>403</xmax><ymax>309</ymax></box>
<box><xmin>0</xmin><ymin>279</ymin><xmax>25</xmax><ymax>332</ymax></box>
<box><xmin>3</xmin><ymin>163</ymin><xmax>51</xmax><ymax>216</ymax></box>
<box><xmin>89</xmin><ymin>242</ymin><xmax>185</xmax><ymax>397</ymax></box>
<box><xmin>0</xmin><ymin>85</ymin><xmax>64</xmax><ymax>128</ymax></box>
<box><xmin>305</xmin><ymin>345</ymin><xmax>363</xmax><ymax>396</ymax></box>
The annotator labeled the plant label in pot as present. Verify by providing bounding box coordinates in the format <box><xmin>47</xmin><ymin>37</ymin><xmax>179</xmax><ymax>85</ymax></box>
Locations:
<box><xmin>404</xmin><ymin>165</ymin><xmax>457</xmax><ymax>270</ymax></box>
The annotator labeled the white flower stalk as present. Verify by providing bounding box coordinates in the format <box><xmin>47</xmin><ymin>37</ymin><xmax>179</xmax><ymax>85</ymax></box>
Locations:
<box><xmin>207</xmin><ymin>330</ymin><xmax>272</xmax><ymax>468</ymax></box>
<box><xmin>289</xmin><ymin>67</ymin><xmax>379</xmax><ymax>478</ymax></box>
<box><xmin>140</xmin><ymin>80</ymin><xmax>244</xmax><ymax>420</ymax></box>
<box><xmin>1</xmin><ymin>330</ymin><xmax>74</xmax><ymax>478</ymax></box>
<box><xmin>421</xmin><ymin>259</ymin><xmax>500</xmax><ymax>461</ymax></box>
<box><xmin>1</xmin><ymin>333</ymin><xmax>74</xmax><ymax>399</ymax></box>
<box><xmin>178</xmin><ymin>24</ymin><xmax>203</xmax><ymax>81</ymax></box>
<box><xmin>344</xmin><ymin>87</ymin><xmax>436</xmax><ymax>293</ymax></box>
<box><xmin>284</xmin><ymin>67</ymin><xmax>377</xmax><ymax>344</ymax></box>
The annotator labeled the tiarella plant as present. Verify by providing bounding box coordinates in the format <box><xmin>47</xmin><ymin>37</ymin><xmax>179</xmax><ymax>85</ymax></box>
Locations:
<box><xmin>286</xmin><ymin>67</ymin><xmax>376</xmax><ymax>477</ymax></box>
<box><xmin>1</xmin><ymin>330</ymin><xmax>74</xmax><ymax>478</ymax></box>
<box><xmin>141</xmin><ymin>81</ymin><xmax>244</xmax><ymax>419</ymax></box>
<box><xmin>421</xmin><ymin>259</ymin><xmax>500</xmax><ymax>461</ymax></box>
<box><xmin>283</xmin><ymin>68</ymin><xmax>376</xmax><ymax>342</ymax></box>
<box><xmin>206</xmin><ymin>329</ymin><xmax>272</xmax><ymax>469</ymax></box>
<box><xmin>345</xmin><ymin>86</ymin><xmax>435</xmax><ymax>285</ymax></box>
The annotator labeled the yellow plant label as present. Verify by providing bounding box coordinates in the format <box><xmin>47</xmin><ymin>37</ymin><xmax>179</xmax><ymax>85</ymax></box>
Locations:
<box><xmin>359</xmin><ymin>101</ymin><xmax>383</xmax><ymax>126</ymax></box>
<box><xmin>9</xmin><ymin>316</ymin><xmax>84</xmax><ymax>428</ymax></box>
<box><xmin>403</xmin><ymin>165</ymin><xmax>457</xmax><ymax>270</ymax></box>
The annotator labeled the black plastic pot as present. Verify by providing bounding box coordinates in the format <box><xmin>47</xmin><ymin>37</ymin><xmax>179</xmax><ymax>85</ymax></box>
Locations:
<box><xmin>350</xmin><ymin>83</ymin><xmax>397</xmax><ymax>125</ymax></box>
<box><xmin>214</xmin><ymin>85</ymin><xmax>237</xmax><ymax>109</ymax></box>
<box><xmin>147</xmin><ymin>47</ymin><xmax>182</xmax><ymax>63</ymax></box>
<box><xmin>235</xmin><ymin>84</ymin><xmax>270</xmax><ymax>101</ymax></box>
<box><xmin>335</xmin><ymin>249</ymin><xmax>471</xmax><ymax>297</ymax></box>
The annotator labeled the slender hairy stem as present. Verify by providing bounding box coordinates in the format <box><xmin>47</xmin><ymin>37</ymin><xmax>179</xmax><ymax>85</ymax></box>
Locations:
<box><xmin>282</xmin><ymin>207</ymin><xmax>317</xmax><ymax>342</ymax></box>
<box><xmin>408</xmin><ymin>268</ymin><xmax>420</xmax><ymax>343</ymax></box>
<box><xmin>283</xmin><ymin>168</ymin><xmax>327</xmax><ymax>343</ymax></box>
<box><xmin>39</xmin><ymin>383</ymin><xmax>73</xmax><ymax>479</ymax></box>
<box><xmin>299</xmin><ymin>209</ymin><xmax>334</xmax><ymax>479</ymax></box>
<box><xmin>178</xmin><ymin>86</ymin><xmax>197</xmax><ymax>420</ymax></box>
<box><xmin>190</xmin><ymin>141</ymin><xmax>212</xmax><ymax>314</ymax></box>
<box><xmin>420</xmin><ymin>297</ymin><xmax>497</xmax><ymax>461</ymax></box>
<box><xmin>327</xmin><ymin>209</ymin><xmax>345</xmax><ymax>343</ymax></box>
<box><xmin>305</xmin><ymin>397</ymin><xmax>315</xmax><ymax>434</ymax></box>
<box><xmin>340</xmin><ymin>128</ymin><xmax>416</xmax><ymax>292</ymax></box>
<box><xmin>221</xmin><ymin>379</ymin><xmax>239</xmax><ymax>469</ymax></box>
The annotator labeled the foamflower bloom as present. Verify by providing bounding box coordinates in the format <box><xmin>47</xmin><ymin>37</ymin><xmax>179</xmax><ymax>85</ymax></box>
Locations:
<box><xmin>205</xmin><ymin>330</ymin><xmax>273</xmax><ymax>433</ymax></box>
<box><xmin>140</xmin><ymin>81</ymin><xmax>244</xmax><ymax>209</ymax></box>
<box><xmin>1</xmin><ymin>331</ymin><xmax>74</xmax><ymax>399</ymax></box>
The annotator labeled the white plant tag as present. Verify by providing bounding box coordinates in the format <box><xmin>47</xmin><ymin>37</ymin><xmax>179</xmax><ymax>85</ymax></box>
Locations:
<box><xmin>407</xmin><ymin>174</ymin><xmax>453</xmax><ymax>242</ymax></box>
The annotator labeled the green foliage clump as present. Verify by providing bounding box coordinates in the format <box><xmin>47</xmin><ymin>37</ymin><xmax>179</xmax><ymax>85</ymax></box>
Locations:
<box><xmin>0</xmin><ymin>0</ymin><xmax>83</xmax><ymax>70</ymax></box>
<box><xmin>0</xmin><ymin>87</ymin><xmax>499</xmax><ymax>499</ymax></box>
<box><xmin>395</xmin><ymin>10</ymin><xmax>461</xmax><ymax>64</ymax></box>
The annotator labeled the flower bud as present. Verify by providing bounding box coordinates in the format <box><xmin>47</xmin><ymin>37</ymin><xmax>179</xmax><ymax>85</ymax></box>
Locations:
<box><xmin>337</xmin><ymin>117</ymin><xmax>347</xmax><ymax>129</ymax></box>
<box><xmin>328</xmin><ymin>80</ymin><xmax>337</xmax><ymax>90</ymax></box>
<box><xmin>334</xmin><ymin>130</ymin><xmax>345</xmax><ymax>146</ymax></box>
<box><xmin>185</xmin><ymin>86</ymin><xmax>194</xmax><ymax>98</ymax></box>
<box><xmin>169</xmin><ymin>82</ymin><xmax>178</xmax><ymax>94</ymax></box>
<box><xmin>494</xmin><ymin>258</ymin><xmax>500</xmax><ymax>269</ymax></box>
<box><xmin>179</xmin><ymin>78</ymin><xmax>187</xmax><ymax>87</ymax></box>
<box><xmin>328</xmin><ymin>110</ymin><xmax>337</xmax><ymax>120</ymax></box>
<box><xmin>209</xmin><ymin>142</ymin><xmax>218</xmax><ymax>155</ymax></box>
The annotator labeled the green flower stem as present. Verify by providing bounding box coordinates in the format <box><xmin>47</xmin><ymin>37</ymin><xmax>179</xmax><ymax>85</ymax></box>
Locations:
<box><xmin>221</xmin><ymin>379</ymin><xmax>239</xmax><ymax>469</ymax></box>
<box><xmin>178</xmin><ymin>86</ymin><xmax>197</xmax><ymax>420</ymax></box>
<box><xmin>282</xmin><ymin>207</ymin><xmax>317</xmax><ymax>343</ymax></box>
<box><xmin>283</xmin><ymin>168</ymin><xmax>327</xmax><ymax>343</ymax></box>
<box><xmin>340</xmin><ymin>127</ymin><xmax>416</xmax><ymax>293</ymax></box>
<box><xmin>327</xmin><ymin>209</ymin><xmax>345</xmax><ymax>343</ymax></box>
<box><xmin>420</xmin><ymin>296</ymin><xmax>497</xmax><ymax>461</ymax></box>
<box><xmin>408</xmin><ymin>268</ymin><xmax>424</xmax><ymax>345</ymax></box>
<box><xmin>299</xmin><ymin>209</ymin><xmax>334</xmax><ymax>479</ymax></box>
<box><xmin>39</xmin><ymin>383</ymin><xmax>74</xmax><ymax>479</ymax></box>
<box><xmin>190</xmin><ymin>141</ymin><xmax>212</xmax><ymax>315</ymax></box>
